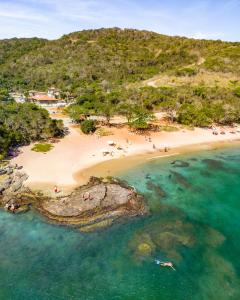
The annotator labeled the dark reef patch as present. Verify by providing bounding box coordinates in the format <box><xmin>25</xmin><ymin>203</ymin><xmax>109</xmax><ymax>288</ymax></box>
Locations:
<box><xmin>171</xmin><ymin>160</ymin><xmax>190</xmax><ymax>168</ymax></box>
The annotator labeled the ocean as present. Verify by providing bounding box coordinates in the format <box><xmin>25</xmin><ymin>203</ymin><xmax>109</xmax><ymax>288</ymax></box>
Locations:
<box><xmin>0</xmin><ymin>146</ymin><xmax>240</xmax><ymax>299</ymax></box>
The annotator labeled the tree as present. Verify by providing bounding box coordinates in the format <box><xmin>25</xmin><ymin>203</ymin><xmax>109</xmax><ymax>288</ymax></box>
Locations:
<box><xmin>117</xmin><ymin>103</ymin><xmax>135</xmax><ymax>123</ymax></box>
<box><xmin>0</xmin><ymin>102</ymin><xmax>64</xmax><ymax>159</ymax></box>
<box><xmin>159</xmin><ymin>98</ymin><xmax>178</xmax><ymax>122</ymax></box>
<box><xmin>80</xmin><ymin>120</ymin><xmax>97</xmax><ymax>134</ymax></box>
<box><xmin>129</xmin><ymin>107</ymin><xmax>155</xmax><ymax>130</ymax></box>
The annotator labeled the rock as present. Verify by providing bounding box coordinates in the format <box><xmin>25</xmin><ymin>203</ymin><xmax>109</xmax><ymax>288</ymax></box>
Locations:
<box><xmin>14</xmin><ymin>204</ymin><xmax>30</xmax><ymax>214</ymax></box>
<box><xmin>38</xmin><ymin>177</ymin><xmax>147</xmax><ymax>229</ymax></box>
<box><xmin>5</xmin><ymin>167</ymin><xmax>13</xmax><ymax>175</ymax></box>
<box><xmin>1</xmin><ymin>178</ymin><xmax>12</xmax><ymax>191</ymax></box>
<box><xmin>80</xmin><ymin>219</ymin><xmax>114</xmax><ymax>232</ymax></box>
<box><xmin>10</xmin><ymin>181</ymin><xmax>23</xmax><ymax>193</ymax></box>
<box><xmin>0</xmin><ymin>169</ymin><xmax>7</xmax><ymax>175</ymax></box>
<box><xmin>0</xmin><ymin>185</ymin><xmax>5</xmax><ymax>193</ymax></box>
<box><xmin>171</xmin><ymin>160</ymin><xmax>190</xmax><ymax>168</ymax></box>
<box><xmin>137</xmin><ymin>243</ymin><xmax>152</xmax><ymax>255</ymax></box>
<box><xmin>1</xmin><ymin>175</ymin><xmax>147</xmax><ymax>232</ymax></box>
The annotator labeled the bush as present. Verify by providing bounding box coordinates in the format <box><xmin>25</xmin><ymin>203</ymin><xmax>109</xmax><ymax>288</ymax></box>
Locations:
<box><xmin>175</xmin><ymin>67</ymin><xmax>197</xmax><ymax>77</ymax></box>
<box><xmin>234</xmin><ymin>86</ymin><xmax>240</xmax><ymax>97</ymax></box>
<box><xmin>80</xmin><ymin>120</ymin><xmax>97</xmax><ymax>134</ymax></box>
<box><xmin>31</xmin><ymin>143</ymin><xmax>53</xmax><ymax>152</ymax></box>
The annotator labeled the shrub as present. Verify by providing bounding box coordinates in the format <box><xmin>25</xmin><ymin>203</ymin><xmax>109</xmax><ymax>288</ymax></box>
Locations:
<box><xmin>80</xmin><ymin>120</ymin><xmax>97</xmax><ymax>134</ymax></box>
<box><xmin>176</xmin><ymin>67</ymin><xmax>197</xmax><ymax>77</ymax></box>
<box><xmin>31</xmin><ymin>143</ymin><xmax>53</xmax><ymax>152</ymax></box>
<box><xmin>234</xmin><ymin>86</ymin><xmax>240</xmax><ymax>97</ymax></box>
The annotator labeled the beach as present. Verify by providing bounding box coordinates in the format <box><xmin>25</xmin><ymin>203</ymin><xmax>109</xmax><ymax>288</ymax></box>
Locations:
<box><xmin>3</xmin><ymin>145</ymin><xmax>240</xmax><ymax>300</ymax></box>
<box><xmin>11</xmin><ymin>115</ymin><xmax>240</xmax><ymax>192</ymax></box>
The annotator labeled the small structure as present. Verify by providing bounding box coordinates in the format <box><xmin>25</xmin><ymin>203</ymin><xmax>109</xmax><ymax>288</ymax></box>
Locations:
<box><xmin>9</xmin><ymin>92</ymin><xmax>26</xmax><ymax>103</ymax></box>
<box><xmin>28</xmin><ymin>88</ymin><xmax>66</xmax><ymax>107</ymax></box>
<box><xmin>47</xmin><ymin>87</ymin><xmax>60</xmax><ymax>98</ymax></box>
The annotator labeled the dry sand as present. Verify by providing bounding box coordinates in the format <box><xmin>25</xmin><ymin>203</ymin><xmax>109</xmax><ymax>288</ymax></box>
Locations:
<box><xmin>12</xmin><ymin>119</ymin><xmax>240</xmax><ymax>192</ymax></box>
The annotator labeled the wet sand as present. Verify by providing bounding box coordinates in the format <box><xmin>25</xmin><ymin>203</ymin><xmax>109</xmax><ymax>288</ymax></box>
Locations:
<box><xmin>74</xmin><ymin>140</ymin><xmax>240</xmax><ymax>185</ymax></box>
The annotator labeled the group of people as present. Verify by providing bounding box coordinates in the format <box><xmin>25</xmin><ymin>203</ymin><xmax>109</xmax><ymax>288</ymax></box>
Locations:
<box><xmin>82</xmin><ymin>191</ymin><xmax>93</xmax><ymax>201</ymax></box>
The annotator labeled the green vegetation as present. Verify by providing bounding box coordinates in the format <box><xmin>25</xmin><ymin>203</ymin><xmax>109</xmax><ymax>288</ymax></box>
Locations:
<box><xmin>1</xmin><ymin>28</ymin><xmax>240</xmax><ymax>128</ymax></box>
<box><xmin>31</xmin><ymin>143</ymin><xmax>53</xmax><ymax>153</ymax></box>
<box><xmin>80</xmin><ymin>120</ymin><xmax>97</xmax><ymax>134</ymax></box>
<box><xmin>1</xmin><ymin>28</ymin><xmax>239</xmax><ymax>93</ymax></box>
<box><xmin>95</xmin><ymin>128</ymin><xmax>113</xmax><ymax>137</ymax></box>
<box><xmin>0</xmin><ymin>101</ymin><xmax>64</xmax><ymax>159</ymax></box>
<box><xmin>160</xmin><ymin>125</ymin><xmax>179</xmax><ymax>132</ymax></box>
<box><xmin>175</xmin><ymin>67</ymin><xmax>198</xmax><ymax>77</ymax></box>
<box><xmin>128</xmin><ymin>107</ymin><xmax>155</xmax><ymax>130</ymax></box>
<box><xmin>234</xmin><ymin>86</ymin><xmax>240</xmax><ymax>97</ymax></box>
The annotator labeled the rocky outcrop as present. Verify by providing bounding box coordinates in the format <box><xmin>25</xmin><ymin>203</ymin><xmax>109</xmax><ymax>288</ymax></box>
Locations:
<box><xmin>37</xmin><ymin>177</ymin><xmax>147</xmax><ymax>231</ymax></box>
<box><xmin>0</xmin><ymin>170</ymin><xmax>147</xmax><ymax>231</ymax></box>
<box><xmin>0</xmin><ymin>164</ymin><xmax>29</xmax><ymax>203</ymax></box>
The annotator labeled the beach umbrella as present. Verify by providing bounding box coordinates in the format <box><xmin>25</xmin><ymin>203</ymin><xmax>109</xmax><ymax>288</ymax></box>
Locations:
<box><xmin>107</xmin><ymin>141</ymin><xmax>115</xmax><ymax>146</ymax></box>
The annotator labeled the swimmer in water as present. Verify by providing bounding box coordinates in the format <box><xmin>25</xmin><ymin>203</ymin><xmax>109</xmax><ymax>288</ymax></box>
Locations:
<box><xmin>155</xmin><ymin>259</ymin><xmax>176</xmax><ymax>271</ymax></box>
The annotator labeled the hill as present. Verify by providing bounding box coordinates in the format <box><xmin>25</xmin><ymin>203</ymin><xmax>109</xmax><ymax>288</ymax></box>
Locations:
<box><xmin>0</xmin><ymin>28</ymin><xmax>239</xmax><ymax>92</ymax></box>
<box><xmin>1</xmin><ymin>28</ymin><xmax>240</xmax><ymax>128</ymax></box>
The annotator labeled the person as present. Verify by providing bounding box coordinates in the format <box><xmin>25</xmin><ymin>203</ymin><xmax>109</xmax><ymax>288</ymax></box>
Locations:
<box><xmin>54</xmin><ymin>186</ymin><xmax>58</xmax><ymax>193</ymax></box>
<box><xmin>160</xmin><ymin>262</ymin><xmax>175</xmax><ymax>270</ymax></box>
<box><xmin>155</xmin><ymin>259</ymin><xmax>176</xmax><ymax>271</ymax></box>
<box><xmin>153</xmin><ymin>144</ymin><xmax>156</xmax><ymax>150</ymax></box>
<box><xmin>83</xmin><ymin>192</ymin><xmax>93</xmax><ymax>201</ymax></box>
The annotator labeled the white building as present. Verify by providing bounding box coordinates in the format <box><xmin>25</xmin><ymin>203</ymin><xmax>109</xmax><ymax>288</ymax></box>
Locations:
<box><xmin>9</xmin><ymin>92</ymin><xmax>26</xmax><ymax>103</ymax></box>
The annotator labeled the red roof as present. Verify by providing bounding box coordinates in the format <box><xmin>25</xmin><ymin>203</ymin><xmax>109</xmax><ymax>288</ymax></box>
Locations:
<box><xmin>31</xmin><ymin>95</ymin><xmax>59</xmax><ymax>101</ymax></box>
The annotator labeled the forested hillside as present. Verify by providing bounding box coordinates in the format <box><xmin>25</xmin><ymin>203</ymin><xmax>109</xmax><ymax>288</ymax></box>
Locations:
<box><xmin>1</xmin><ymin>28</ymin><xmax>240</xmax><ymax>127</ymax></box>
<box><xmin>0</xmin><ymin>28</ymin><xmax>239</xmax><ymax>92</ymax></box>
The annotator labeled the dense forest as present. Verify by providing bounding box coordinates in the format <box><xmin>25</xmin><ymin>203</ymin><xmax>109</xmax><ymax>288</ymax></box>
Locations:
<box><xmin>0</xmin><ymin>102</ymin><xmax>64</xmax><ymax>159</ymax></box>
<box><xmin>0</xmin><ymin>28</ymin><xmax>240</xmax><ymax>130</ymax></box>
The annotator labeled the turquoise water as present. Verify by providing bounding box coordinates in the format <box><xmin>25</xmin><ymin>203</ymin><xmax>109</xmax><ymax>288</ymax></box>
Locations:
<box><xmin>1</xmin><ymin>147</ymin><xmax>240</xmax><ymax>299</ymax></box>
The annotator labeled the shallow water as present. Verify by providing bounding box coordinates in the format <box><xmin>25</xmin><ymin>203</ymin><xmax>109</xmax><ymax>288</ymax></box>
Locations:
<box><xmin>1</xmin><ymin>146</ymin><xmax>240</xmax><ymax>299</ymax></box>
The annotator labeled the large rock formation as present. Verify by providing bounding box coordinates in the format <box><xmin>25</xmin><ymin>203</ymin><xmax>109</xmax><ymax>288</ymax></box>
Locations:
<box><xmin>38</xmin><ymin>177</ymin><xmax>147</xmax><ymax>231</ymax></box>
<box><xmin>0</xmin><ymin>170</ymin><xmax>147</xmax><ymax>231</ymax></box>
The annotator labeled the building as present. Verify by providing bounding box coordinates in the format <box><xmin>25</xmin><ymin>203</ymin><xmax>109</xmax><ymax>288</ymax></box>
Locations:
<box><xmin>9</xmin><ymin>92</ymin><xmax>26</xmax><ymax>103</ymax></box>
<box><xmin>47</xmin><ymin>87</ymin><xmax>60</xmax><ymax>98</ymax></box>
<box><xmin>28</xmin><ymin>88</ymin><xmax>66</xmax><ymax>107</ymax></box>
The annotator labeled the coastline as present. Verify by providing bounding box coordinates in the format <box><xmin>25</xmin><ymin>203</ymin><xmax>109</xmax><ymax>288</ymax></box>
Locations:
<box><xmin>10</xmin><ymin>118</ymin><xmax>240</xmax><ymax>193</ymax></box>
<box><xmin>74</xmin><ymin>139</ymin><xmax>240</xmax><ymax>185</ymax></box>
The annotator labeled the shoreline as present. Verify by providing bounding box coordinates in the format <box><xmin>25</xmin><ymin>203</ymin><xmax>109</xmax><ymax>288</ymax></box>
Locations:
<box><xmin>10</xmin><ymin>117</ymin><xmax>240</xmax><ymax>194</ymax></box>
<box><xmin>74</xmin><ymin>139</ymin><xmax>240</xmax><ymax>185</ymax></box>
<box><xmin>27</xmin><ymin>138</ymin><xmax>240</xmax><ymax>194</ymax></box>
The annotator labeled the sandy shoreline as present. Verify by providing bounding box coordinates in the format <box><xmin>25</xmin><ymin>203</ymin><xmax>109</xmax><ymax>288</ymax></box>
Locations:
<box><xmin>74</xmin><ymin>139</ymin><xmax>240</xmax><ymax>184</ymax></box>
<box><xmin>12</xmin><ymin>119</ymin><xmax>240</xmax><ymax>193</ymax></box>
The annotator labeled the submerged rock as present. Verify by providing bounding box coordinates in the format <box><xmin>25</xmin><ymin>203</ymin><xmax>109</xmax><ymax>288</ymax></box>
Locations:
<box><xmin>201</xmin><ymin>159</ymin><xmax>225</xmax><ymax>170</ymax></box>
<box><xmin>171</xmin><ymin>160</ymin><xmax>190</xmax><ymax>168</ymax></box>
<box><xmin>146</xmin><ymin>181</ymin><xmax>166</xmax><ymax>198</ymax></box>
<box><xmin>170</xmin><ymin>171</ymin><xmax>192</xmax><ymax>189</ymax></box>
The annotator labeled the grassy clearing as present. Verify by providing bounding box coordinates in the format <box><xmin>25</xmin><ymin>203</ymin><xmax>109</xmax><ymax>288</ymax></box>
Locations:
<box><xmin>96</xmin><ymin>128</ymin><xmax>113</xmax><ymax>137</ymax></box>
<box><xmin>31</xmin><ymin>143</ymin><xmax>53</xmax><ymax>153</ymax></box>
<box><xmin>160</xmin><ymin>125</ymin><xmax>180</xmax><ymax>132</ymax></box>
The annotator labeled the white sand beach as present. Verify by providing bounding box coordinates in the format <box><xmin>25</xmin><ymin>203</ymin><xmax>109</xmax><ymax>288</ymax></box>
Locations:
<box><xmin>12</xmin><ymin>115</ymin><xmax>240</xmax><ymax>191</ymax></box>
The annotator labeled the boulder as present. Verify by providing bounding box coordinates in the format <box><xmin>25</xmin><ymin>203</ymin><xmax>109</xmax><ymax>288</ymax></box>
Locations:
<box><xmin>0</xmin><ymin>169</ymin><xmax>7</xmax><ymax>175</ymax></box>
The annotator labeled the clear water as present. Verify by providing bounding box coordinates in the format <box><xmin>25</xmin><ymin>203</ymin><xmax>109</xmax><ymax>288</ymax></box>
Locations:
<box><xmin>0</xmin><ymin>146</ymin><xmax>240</xmax><ymax>300</ymax></box>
